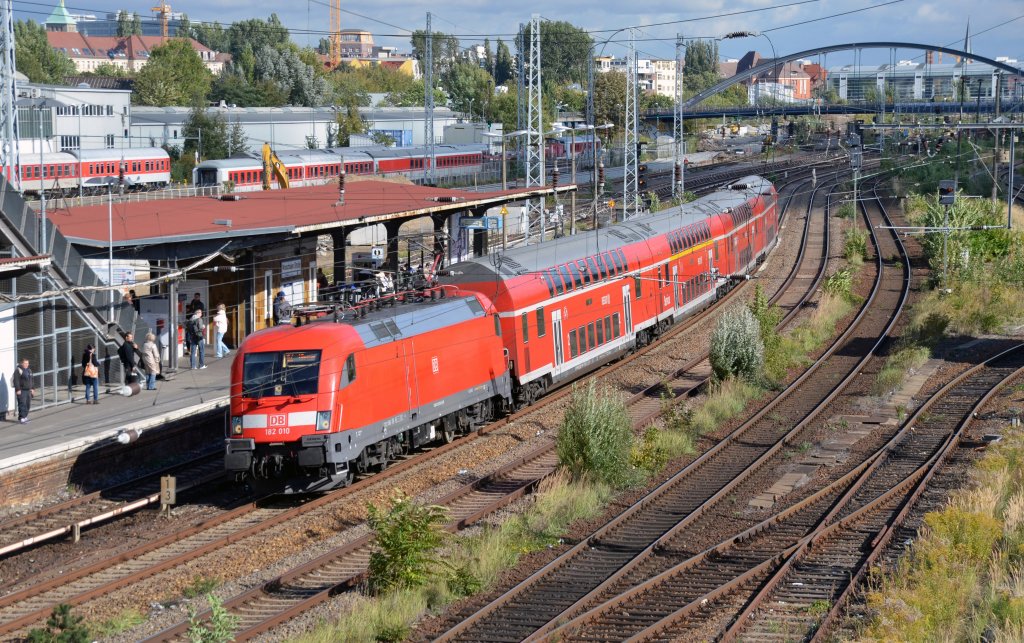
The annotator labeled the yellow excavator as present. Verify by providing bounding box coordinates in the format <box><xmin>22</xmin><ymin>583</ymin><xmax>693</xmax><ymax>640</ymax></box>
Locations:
<box><xmin>262</xmin><ymin>142</ymin><xmax>289</xmax><ymax>190</ymax></box>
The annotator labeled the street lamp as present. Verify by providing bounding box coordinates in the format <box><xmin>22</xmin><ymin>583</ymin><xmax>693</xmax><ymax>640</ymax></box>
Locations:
<box><xmin>483</xmin><ymin>129</ymin><xmax>535</xmax><ymax>248</ymax></box>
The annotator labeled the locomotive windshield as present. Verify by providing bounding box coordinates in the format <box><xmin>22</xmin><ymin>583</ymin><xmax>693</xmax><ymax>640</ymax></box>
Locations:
<box><xmin>242</xmin><ymin>350</ymin><xmax>321</xmax><ymax>399</ymax></box>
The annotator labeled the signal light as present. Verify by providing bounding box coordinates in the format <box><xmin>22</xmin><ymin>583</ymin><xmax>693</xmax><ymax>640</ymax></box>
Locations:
<box><xmin>938</xmin><ymin>180</ymin><xmax>956</xmax><ymax>206</ymax></box>
<box><xmin>637</xmin><ymin>163</ymin><xmax>648</xmax><ymax>189</ymax></box>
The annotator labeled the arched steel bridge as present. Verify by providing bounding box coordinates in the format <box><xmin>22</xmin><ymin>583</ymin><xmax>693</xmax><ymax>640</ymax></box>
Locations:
<box><xmin>643</xmin><ymin>42</ymin><xmax>1024</xmax><ymax>122</ymax></box>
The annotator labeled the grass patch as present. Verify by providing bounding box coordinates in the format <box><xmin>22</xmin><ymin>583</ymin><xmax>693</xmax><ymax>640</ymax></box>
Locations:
<box><xmin>90</xmin><ymin>609</ymin><xmax>145</xmax><ymax>638</ymax></box>
<box><xmin>557</xmin><ymin>381</ymin><xmax>637</xmax><ymax>489</ymax></box>
<box><xmin>764</xmin><ymin>291</ymin><xmax>856</xmax><ymax>383</ymax></box>
<box><xmin>874</xmin><ymin>344</ymin><xmax>931</xmax><ymax>395</ymax></box>
<box><xmin>181</xmin><ymin>575</ymin><xmax>220</xmax><ymax>599</ymax></box>
<box><xmin>843</xmin><ymin>225</ymin><xmax>869</xmax><ymax>266</ymax></box>
<box><xmin>908</xmin><ymin>281</ymin><xmax>1024</xmax><ymax>338</ymax></box>
<box><xmin>291</xmin><ymin>472</ymin><xmax>611</xmax><ymax>643</ymax></box>
<box><xmin>860</xmin><ymin>426</ymin><xmax>1024</xmax><ymax>641</ymax></box>
<box><xmin>689</xmin><ymin>377</ymin><xmax>765</xmax><ymax>435</ymax></box>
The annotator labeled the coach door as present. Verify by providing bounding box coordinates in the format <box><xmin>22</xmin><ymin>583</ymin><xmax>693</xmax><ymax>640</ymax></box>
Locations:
<box><xmin>672</xmin><ymin>265</ymin><xmax>680</xmax><ymax>308</ymax></box>
<box><xmin>552</xmin><ymin>309</ymin><xmax>564</xmax><ymax>366</ymax></box>
<box><xmin>622</xmin><ymin>285</ymin><xmax>632</xmax><ymax>335</ymax></box>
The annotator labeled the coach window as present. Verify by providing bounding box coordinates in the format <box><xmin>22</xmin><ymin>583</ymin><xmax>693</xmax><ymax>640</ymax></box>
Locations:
<box><xmin>568</xmin><ymin>263</ymin><xmax>583</xmax><ymax>289</ymax></box>
<box><xmin>586</xmin><ymin>257</ymin><xmax>600</xmax><ymax>282</ymax></box>
<box><xmin>569</xmin><ymin>330</ymin><xmax>578</xmax><ymax>358</ymax></box>
<box><xmin>541</xmin><ymin>272</ymin><xmax>556</xmax><ymax>298</ymax></box>
<box><xmin>612</xmin><ymin>312</ymin><xmax>621</xmax><ymax>338</ymax></box>
<box><xmin>714</xmin><ymin>242</ymin><xmax>719</xmax><ymax>262</ymax></box>
<box><xmin>536</xmin><ymin>307</ymin><xmax>546</xmax><ymax>338</ymax></box>
<box><xmin>558</xmin><ymin>265</ymin><xmax>573</xmax><ymax>292</ymax></box>
<box><xmin>596</xmin><ymin>318</ymin><xmax>604</xmax><ymax>345</ymax></box>
<box><xmin>587</xmin><ymin>323</ymin><xmax>596</xmax><ymax>350</ymax></box>
<box><xmin>604</xmin><ymin>316</ymin><xmax>612</xmax><ymax>342</ymax></box>
<box><xmin>548</xmin><ymin>269</ymin><xmax>564</xmax><ymax>295</ymax></box>
<box><xmin>521</xmin><ymin>313</ymin><xmax>529</xmax><ymax>343</ymax></box>
<box><xmin>576</xmin><ymin>260</ymin><xmax>591</xmax><ymax>285</ymax></box>
<box><xmin>596</xmin><ymin>254</ymin><xmax>609</xmax><ymax>279</ymax></box>
<box><xmin>634</xmin><ymin>275</ymin><xmax>642</xmax><ymax>299</ymax></box>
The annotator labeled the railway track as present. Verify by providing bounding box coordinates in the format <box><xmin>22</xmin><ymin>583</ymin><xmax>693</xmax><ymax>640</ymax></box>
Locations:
<box><xmin>0</xmin><ymin>452</ymin><xmax>223</xmax><ymax>558</ymax></box>
<box><xmin>0</xmin><ymin>170</ymin><xmax>821</xmax><ymax>640</ymax></box>
<box><xmin>137</xmin><ymin>173</ymin><xmax>834</xmax><ymax>640</ymax></box>
<box><xmin>577</xmin><ymin>342</ymin><xmax>1024</xmax><ymax>643</ymax></box>
<box><xmin>434</xmin><ymin>171</ymin><xmax>907</xmax><ymax>643</ymax></box>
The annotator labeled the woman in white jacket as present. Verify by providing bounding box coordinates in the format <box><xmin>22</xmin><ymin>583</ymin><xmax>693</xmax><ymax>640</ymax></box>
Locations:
<box><xmin>213</xmin><ymin>304</ymin><xmax>231</xmax><ymax>358</ymax></box>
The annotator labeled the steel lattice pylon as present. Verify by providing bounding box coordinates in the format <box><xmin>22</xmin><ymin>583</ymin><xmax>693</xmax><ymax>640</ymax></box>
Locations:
<box><xmin>673</xmin><ymin>34</ymin><xmax>684</xmax><ymax>199</ymax></box>
<box><xmin>424</xmin><ymin>12</ymin><xmax>434</xmax><ymax>185</ymax></box>
<box><xmin>622</xmin><ymin>29</ymin><xmax>639</xmax><ymax>218</ymax></box>
<box><xmin>524</xmin><ymin>14</ymin><xmax>543</xmax><ymax>242</ymax></box>
<box><xmin>1</xmin><ymin>0</ymin><xmax>18</xmax><ymax>191</ymax></box>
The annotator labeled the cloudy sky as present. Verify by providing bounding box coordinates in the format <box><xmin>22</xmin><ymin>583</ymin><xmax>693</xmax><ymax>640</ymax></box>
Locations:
<box><xmin>18</xmin><ymin>0</ymin><xmax>1024</xmax><ymax>67</ymax></box>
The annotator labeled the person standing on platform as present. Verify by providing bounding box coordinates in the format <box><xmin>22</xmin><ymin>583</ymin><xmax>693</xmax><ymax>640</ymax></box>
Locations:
<box><xmin>187</xmin><ymin>310</ymin><xmax>207</xmax><ymax>370</ymax></box>
<box><xmin>213</xmin><ymin>304</ymin><xmax>231</xmax><ymax>358</ymax></box>
<box><xmin>187</xmin><ymin>293</ymin><xmax>205</xmax><ymax>317</ymax></box>
<box><xmin>14</xmin><ymin>358</ymin><xmax>34</xmax><ymax>424</ymax></box>
<box><xmin>272</xmin><ymin>291</ymin><xmax>292</xmax><ymax>326</ymax></box>
<box><xmin>81</xmin><ymin>345</ymin><xmax>100</xmax><ymax>404</ymax></box>
<box><xmin>118</xmin><ymin>333</ymin><xmax>138</xmax><ymax>384</ymax></box>
<box><xmin>142</xmin><ymin>333</ymin><xmax>161</xmax><ymax>390</ymax></box>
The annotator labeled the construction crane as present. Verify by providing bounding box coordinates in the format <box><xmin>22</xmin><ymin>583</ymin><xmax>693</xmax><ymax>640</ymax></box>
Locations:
<box><xmin>329</xmin><ymin>0</ymin><xmax>341</xmax><ymax>68</ymax></box>
<box><xmin>151</xmin><ymin>0</ymin><xmax>171</xmax><ymax>40</ymax></box>
<box><xmin>262</xmin><ymin>143</ymin><xmax>289</xmax><ymax>190</ymax></box>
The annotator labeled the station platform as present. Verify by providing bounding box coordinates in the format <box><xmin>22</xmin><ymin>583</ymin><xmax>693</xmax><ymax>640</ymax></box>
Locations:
<box><xmin>0</xmin><ymin>354</ymin><xmax>233</xmax><ymax>498</ymax></box>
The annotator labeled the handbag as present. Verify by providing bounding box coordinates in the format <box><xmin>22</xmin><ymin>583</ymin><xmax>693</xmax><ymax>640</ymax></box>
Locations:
<box><xmin>84</xmin><ymin>362</ymin><xmax>98</xmax><ymax>378</ymax></box>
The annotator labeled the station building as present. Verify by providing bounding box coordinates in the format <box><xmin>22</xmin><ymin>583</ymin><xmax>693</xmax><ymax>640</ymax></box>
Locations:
<box><xmin>0</xmin><ymin>173</ymin><xmax>570</xmax><ymax>416</ymax></box>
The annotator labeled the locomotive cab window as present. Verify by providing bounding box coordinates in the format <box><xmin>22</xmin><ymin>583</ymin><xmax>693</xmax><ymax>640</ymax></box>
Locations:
<box><xmin>494</xmin><ymin>314</ymin><xmax>502</xmax><ymax>336</ymax></box>
<box><xmin>340</xmin><ymin>353</ymin><xmax>357</xmax><ymax>388</ymax></box>
<box><xmin>242</xmin><ymin>350</ymin><xmax>321</xmax><ymax>399</ymax></box>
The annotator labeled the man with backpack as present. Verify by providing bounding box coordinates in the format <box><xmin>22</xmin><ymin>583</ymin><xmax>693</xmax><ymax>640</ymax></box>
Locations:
<box><xmin>187</xmin><ymin>309</ymin><xmax>207</xmax><ymax>370</ymax></box>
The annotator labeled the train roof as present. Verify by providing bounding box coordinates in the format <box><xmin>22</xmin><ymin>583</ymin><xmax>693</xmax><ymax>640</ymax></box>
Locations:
<box><xmin>444</xmin><ymin>176</ymin><xmax>773</xmax><ymax>282</ymax></box>
<box><xmin>194</xmin><ymin>158</ymin><xmax>263</xmax><ymax>170</ymax></box>
<box><xmin>75</xmin><ymin>147</ymin><xmax>169</xmax><ymax>161</ymax></box>
<box><xmin>348</xmin><ymin>292</ymin><xmax>488</xmax><ymax>348</ymax></box>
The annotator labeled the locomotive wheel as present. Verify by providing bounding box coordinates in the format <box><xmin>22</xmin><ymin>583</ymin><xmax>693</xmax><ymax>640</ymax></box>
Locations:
<box><xmin>442</xmin><ymin>416</ymin><xmax>457</xmax><ymax>443</ymax></box>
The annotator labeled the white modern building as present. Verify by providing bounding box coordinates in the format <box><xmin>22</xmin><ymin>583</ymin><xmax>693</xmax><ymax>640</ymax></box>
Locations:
<box><xmin>14</xmin><ymin>76</ymin><xmax>132</xmax><ymax>155</ymax></box>
<box><xmin>130</xmin><ymin>105</ymin><xmax>462</xmax><ymax>151</ymax></box>
<box><xmin>827</xmin><ymin>60</ymin><xmax>1023</xmax><ymax>102</ymax></box>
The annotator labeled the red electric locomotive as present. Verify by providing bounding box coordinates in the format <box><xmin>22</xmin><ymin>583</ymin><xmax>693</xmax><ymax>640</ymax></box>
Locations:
<box><xmin>225</xmin><ymin>289</ymin><xmax>511</xmax><ymax>493</ymax></box>
<box><xmin>442</xmin><ymin>176</ymin><xmax>778</xmax><ymax>406</ymax></box>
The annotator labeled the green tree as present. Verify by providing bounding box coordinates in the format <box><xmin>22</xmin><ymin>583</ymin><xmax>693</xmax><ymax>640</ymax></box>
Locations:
<box><xmin>87</xmin><ymin>62</ymin><xmax>130</xmax><ymax>77</ymax></box>
<box><xmin>27</xmin><ymin>604</ymin><xmax>90</xmax><ymax>643</ymax></box>
<box><xmin>642</xmin><ymin>94</ymin><xmax>674</xmax><ymax>110</ymax></box>
<box><xmin>370</xmin><ymin>130</ymin><xmax>396</xmax><ymax>147</ymax></box>
<box><xmin>490</xmin><ymin>89</ymin><xmax>518</xmax><ymax>134</ymax></box>
<box><xmin>182</xmin><ymin>103</ymin><xmax>229</xmax><ymax>161</ymax></box>
<box><xmin>209</xmin><ymin>72</ymin><xmax>266</xmax><ymax>107</ymax></box>
<box><xmin>410</xmin><ymin>29</ymin><xmax>461</xmax><ymax>79</ymax></box>
<box><xmin>494</xmin><ymin>39</ymin><xmax>513</xmax><ymax>86</ymax></box>
<box><xmin>227</xmin><ymin>120</ymin><xmax>249</xmax><ymax>156</ymax></box>
<box><xmin>176</xmin><ymin>14</ymin><xmax>191</xmax><ymax>38</ymax></box>
<box><xmin>445</xmin><ymin>61</ymin><xmax>494</xmax><ymax>118</ymax></box>
<box><xmin>482</xmin><ymin>38</ymin><xmax>494</xmax><ymax>73</ymax></box>
<box><xmin>191</xmin><ymin>21</ymin><xmax>229</xmax><ymax>53</ymax></box>
<box><xmin>593</xmin><ymin>70</ymin><xmax>627</xmax><ymax>135</ymax></box>
<box><xmin>252</xmin><ymin>45</ymin><xmax>328</xmax><ymax>106</ymax></box>
<box><xmin>366</xmin><ymin>492</ymin><xmax>448</xmax><ymax>595</ymax></box>
<box><xmin>226</xmin><ymin>15</ymin><xmax>289</xmax><ymax>77</ymax></box>
<box><xmin>520</xmin><ymin>20</ymin><xmax>592</xmax><ymax>85</ymax></box>
<box><xmin>116</xmin><ymin>10</ymin><xmax>131</xmax><ymax>37</ymax></box>
<box><xmin>683</xmin><ymin>39</ymin><xmax>720</xmax><ymax>94</ymax></box>
<box><xmin>14</xmin><ymin>20</ymin><xmax>76</xmax><ymax>84</ymax></box>
<box><xmin>335</xmin><ymin>104</ymin><xmax>367</xmax><ymax>146</ymax></box>
<box><xmin>133</xmin><ymin>38</ymin><xmax>212</xmax><ymax>106</ymax></box>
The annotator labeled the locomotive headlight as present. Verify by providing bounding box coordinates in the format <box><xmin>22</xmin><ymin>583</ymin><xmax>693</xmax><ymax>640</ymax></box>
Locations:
<box><xmin>231</xmin><ymin>416</ymin><xmax>243</xmax><ymax>435</ymax></box>
<box><xmin>316</xmin><ymin>411</ymin><xmax>332</xmax><ymax>431</ymax></box>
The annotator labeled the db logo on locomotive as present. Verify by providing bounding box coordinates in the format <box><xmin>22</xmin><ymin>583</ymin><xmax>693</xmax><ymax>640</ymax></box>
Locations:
<box><xmin>269</xmin><ymin>414</ymin><xmax>287</xmax><ymax>427</ymax></box>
